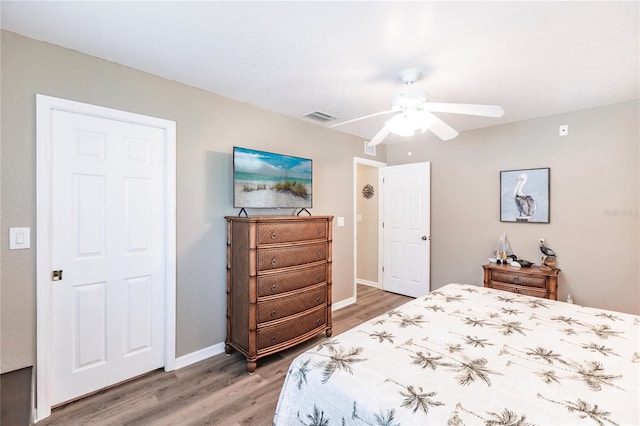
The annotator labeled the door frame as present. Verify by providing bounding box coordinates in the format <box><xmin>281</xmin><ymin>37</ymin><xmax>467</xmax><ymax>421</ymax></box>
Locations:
<box><xmin>353</xmin><ymin>157</ymin><xmax>386</xmax><ymax>301</ymax></box>
<box><xmin>35</xmin><ymin>95</ymin><xmax>177</xmax><ymax>421</ymax></box>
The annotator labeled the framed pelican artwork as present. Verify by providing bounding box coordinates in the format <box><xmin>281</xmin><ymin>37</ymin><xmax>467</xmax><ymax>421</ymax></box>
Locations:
<box><xmin>500</xmin><ymin>167</ymin><xmax>550</xmax><ymax>223</ymax></box>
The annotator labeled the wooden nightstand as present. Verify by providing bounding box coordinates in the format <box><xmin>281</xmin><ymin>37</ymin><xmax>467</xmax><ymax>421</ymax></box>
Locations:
<box><xmin>483</xmin><ymin>263</ymin><xmax>560</xmax><ymax>300</ymax></box>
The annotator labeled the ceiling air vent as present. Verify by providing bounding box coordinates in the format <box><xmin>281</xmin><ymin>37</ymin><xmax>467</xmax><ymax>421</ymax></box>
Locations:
<box><xmin>304</xmin><ymin>111</ymin><xmax>337</xmax><ymax>122</ymax></box>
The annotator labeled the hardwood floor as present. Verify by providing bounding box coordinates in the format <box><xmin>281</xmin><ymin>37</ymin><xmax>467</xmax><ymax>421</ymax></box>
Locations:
<box><xmin>39</xmin><ymin>285</ymin><xmax>411</xmax><ymax>426</ymax></box>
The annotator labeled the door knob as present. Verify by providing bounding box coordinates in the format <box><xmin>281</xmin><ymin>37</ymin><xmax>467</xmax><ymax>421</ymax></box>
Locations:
<box><xmin>421</xmin><ymin>235</ymin><xmax>429</xmax><ymax>241</ymax></box>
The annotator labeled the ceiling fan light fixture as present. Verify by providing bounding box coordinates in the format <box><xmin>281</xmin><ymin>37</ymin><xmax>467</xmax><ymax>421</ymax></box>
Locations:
<box><xmin>385</xmin><ymin>109</ymin><xmax>435</xmax><ymax>137</ymax></box>
<box><xmin>384</xmin><ymin>113</ymin><xmax>415</xmax><ymax>136</ymax></box>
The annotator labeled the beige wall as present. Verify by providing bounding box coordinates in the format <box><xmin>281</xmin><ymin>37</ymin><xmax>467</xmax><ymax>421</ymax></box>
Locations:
<box><xmin>356</xmin><ymin>164</ymin><xmax>379</xmax><ymax>283</ymax></box>
<box><xmin>387</xmin><ymin>100</ymin><xmax>639</xmax><ymax>315</ymax></box>
<box><xmin>0</xmin><ymin>31</ymin><xmax>386</xmax><ymax>373</ymax></box>
<box><xmin>2</xmin><ymin>29</ymin><xmax>637</xmax><ymax>375</ymax></box>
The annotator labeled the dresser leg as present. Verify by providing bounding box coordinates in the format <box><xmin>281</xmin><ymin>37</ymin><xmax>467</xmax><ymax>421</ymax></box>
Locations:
<box><xmin>247</xmin><ymin>360</ymin><xmax>257</xmax><ymax>374</ymax></box>
<box><xmin>224</xmin><ymin>343</ymin><xmax>233</xmax><ymax>355</ymax></box>
<box><xmin>325</xmin><ymin>328</ymin><xmax>333</xmax><ymax>337</ymax></box>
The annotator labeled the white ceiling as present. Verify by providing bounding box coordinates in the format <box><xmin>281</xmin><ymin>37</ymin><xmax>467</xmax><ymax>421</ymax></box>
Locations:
<box><xmin>2</xmin><ymin>1</ymin><xmax>638</xmax><ymax>144</ymax></box>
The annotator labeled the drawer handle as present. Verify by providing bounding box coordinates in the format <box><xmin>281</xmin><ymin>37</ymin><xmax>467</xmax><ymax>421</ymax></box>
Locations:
<box><xmin>271</xmin><ymin>335</ymin><xmax>277</xmax><ymax>342</ymax></box>
<box><xmin>316</xmin><ymin>297</ymin><xmax>322</xmax><ymax>303</ymax></box>
<box><xmin>271</xmin><ymin>284</ymin><xmax>277</xmax><ymax>291</ymax></box>
<box><xmin>317</xmin><ymin>274</ymin><xmax>322</xmax><ymax>281</ymax></box>
<box><xmin>317</xmin><ymin>251</ymin><xmax>323</xmax><ymax>259</ymax></box>
<box><xmin>317</xmin><ymin>229</ymin><xmax>322</xmax><ymax>236</ymax></box>
<box><xmin>513</xmin><ymin>277</ymin><xmax>520</xmax><ymax>284</ymax></box>
<box><xmin>316</xmin><ymin>318</ymin><xmax>322</xmax><ymax>325</ymax></box>
<box><xmin>270</xmin><ymin>309</ymin><xmax>277</xmax><ymax>317</ymax></box>
<box><xmin>271</xmin><ymin>232</ymin><xmax>277</xmax><ymax>239</ymax></box>
<box><xmin>271</xmin><ymin>258</ymin><xmax>277</xmax><ymax>266</ymax></box>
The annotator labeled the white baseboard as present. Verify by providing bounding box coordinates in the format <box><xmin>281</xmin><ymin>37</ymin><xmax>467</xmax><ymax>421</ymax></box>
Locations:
<box><xmin>175</xmin><ymin>291</ymin><xmax>364</xmax><ymax>369</ymax></box>
<box><xmin>174</xmin><ymin>342</ymin><xmax>225</xmax><ymax>370</ymax></box>
<box><xmin>332</xmin><ymin>295</ymin><xmax>356</xmax><ymax>311</ymax></box>
<box><xmin>356</xmin><ymin>278</ymin><xmax>380</xmax><ymax>288</ymax></box>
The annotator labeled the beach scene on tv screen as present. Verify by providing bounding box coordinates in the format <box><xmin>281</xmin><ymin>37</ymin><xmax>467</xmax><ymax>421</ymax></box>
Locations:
<box><xmin>234</xmin><ymin>148</ymin><xmax>312</xmax><ymax>208</ymax></box>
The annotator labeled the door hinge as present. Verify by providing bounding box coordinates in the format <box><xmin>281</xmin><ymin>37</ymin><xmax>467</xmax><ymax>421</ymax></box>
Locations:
<box><xmin>51</xmin><ymin>270</ymin><xmax>63</xmax><ymax>281</ymax></box>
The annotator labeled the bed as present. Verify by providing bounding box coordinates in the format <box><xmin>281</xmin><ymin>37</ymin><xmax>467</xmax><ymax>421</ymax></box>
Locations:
<box><xmin>274</xmin><ymin>284</ymin><xmax>639</xmax><ymax>425</ymax></box>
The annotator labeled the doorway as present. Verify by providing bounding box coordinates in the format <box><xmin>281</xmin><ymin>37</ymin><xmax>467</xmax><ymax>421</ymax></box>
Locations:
<box><xmin>36</xmin><ymin>95</ymin><xmax>176</xmax><ymax>421</ymax></box>
<box><xmin>353</xmin><ymin>158</ymin><xmax>431</xmax><ymax>300</ymax></box>
<box><xmin>353</xmin><ymin>157</ymin><xmax>386</xmax><ymax>300</ymax></box>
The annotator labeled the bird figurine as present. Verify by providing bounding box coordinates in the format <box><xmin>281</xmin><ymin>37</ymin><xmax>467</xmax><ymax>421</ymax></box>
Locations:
<box><xmin>539</xmin><ymin>238</ymin><xmax>556</xmax><ymax>257</ymax></box>
<box><xmin>539</xmin><ymin>238</ymin><xmax>557</xmax><ymax>268</ymax></box>
<box><xmin>514</xmin><ymin>173</ymin><xmax>536</xmax><ymax>220</ymax></box>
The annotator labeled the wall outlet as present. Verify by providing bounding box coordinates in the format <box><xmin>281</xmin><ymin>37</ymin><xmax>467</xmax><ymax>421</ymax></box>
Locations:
<box><xmin>559</xmin><ymin>124</ymin><xmax>568</xmax><ymax>136</ymax></box>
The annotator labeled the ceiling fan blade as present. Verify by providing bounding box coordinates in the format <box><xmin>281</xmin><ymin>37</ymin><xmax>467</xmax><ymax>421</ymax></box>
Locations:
<box><xmin>367</xmin><ymin>127</ymin><xmax>390</xmax><ymax>147</ymax></box>
<box><xmin>424</xmin><ymin>102</ymin><xmax>504</xmax><ymax>117</ymax></box>
<box><xmin>329</xmin><ymin>109</ymin><xmax>397</xmax><ymax>128</ymax></box>
<box><xmin>426</xmin><ymin>113</ymin><xmax>459</xmax><ymax>140</ymax></box>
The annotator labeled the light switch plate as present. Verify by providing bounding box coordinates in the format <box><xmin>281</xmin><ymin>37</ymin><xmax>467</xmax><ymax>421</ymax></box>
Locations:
<box><xmin>337</xmin><ymin>217</ymin><xmax>345</xmax><ymax>227</ymax></box>
<box><xmin>10</xmin><ymin>227</ymin><xmax>30</xmax><ymax>249</ymax></box>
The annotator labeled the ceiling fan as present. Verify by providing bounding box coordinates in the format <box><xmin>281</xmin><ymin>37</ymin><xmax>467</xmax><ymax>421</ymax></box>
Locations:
<box><xmin>330</xmin><ymin>69</ymin><xmax>504</xmax><ymax>147</ymax></box>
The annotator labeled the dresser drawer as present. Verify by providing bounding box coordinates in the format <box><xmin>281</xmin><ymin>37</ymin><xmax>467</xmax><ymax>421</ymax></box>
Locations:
<box><xmin>257</xmin><ymin>264</ymin><xmax>326</xmax><ymax>297</ymax></box>
<box><xmin>257</xmin><ymin>285</ymin><xmax>326</xmax><ymax>323</ymax></box>
<box><xmin>257</xmin><ymin>242</ymin><xmax>327</xmax><ymax>271</ymax></box>
<box><xmin>257</xmin><ymin>306</ymin><xmax>326</xmax><ymax>351</ymax></box>
<box><xmin>257</xmin><ymin>221</ymin><xmax>327</xmax><ymax>245</ymax></box>
<box><xmin>490</xmin><ymin>270</ymin><xmax>546</xmax><ymax>288</ymax></box>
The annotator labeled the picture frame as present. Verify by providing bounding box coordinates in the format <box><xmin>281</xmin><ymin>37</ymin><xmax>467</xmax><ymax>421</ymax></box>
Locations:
<box><xmin>500</xmin><ymin>167</ymin><xmax>550</xmax><ymax>223</ymax></box>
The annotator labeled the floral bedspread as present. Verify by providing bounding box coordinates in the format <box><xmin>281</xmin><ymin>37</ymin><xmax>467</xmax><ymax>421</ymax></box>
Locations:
<box><xmin>273</xmin><ymin>284</ymin><xmax>640</xmax><ymax>425</ymax></box>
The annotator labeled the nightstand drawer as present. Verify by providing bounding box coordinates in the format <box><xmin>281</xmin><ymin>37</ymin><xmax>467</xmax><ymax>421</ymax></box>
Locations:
<box><xmin>491</xmin><ymin>270</ymin><xmax>546</xmax><ymax>288</ymax></box>
<box><xmin>490</xmin><ymin>281</ymin><xmax>547</xmax><ymax>298</ymax></box>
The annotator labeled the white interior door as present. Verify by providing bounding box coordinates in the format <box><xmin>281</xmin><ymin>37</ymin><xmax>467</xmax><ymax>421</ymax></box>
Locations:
<box><xmin>381</xmin><ymin>162</ymin><xmax>431</xmax><ymax>297</ymax></box>
<box><xmin>48</xmin><ymin>109</ymin><xmax>166</xmax><ymax>405</ymax></box>
<box><xmin>37</xmin><ymin>95</ymin><xmax>176</xmax><ymax>421</ymax></box>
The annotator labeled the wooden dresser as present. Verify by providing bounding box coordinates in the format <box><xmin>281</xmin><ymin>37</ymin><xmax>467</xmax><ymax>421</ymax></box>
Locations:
<box><xmin>483</xmin><ymin>263</ymin><xmax>560</xmax><ymax>300</ymax></box>
<box><xmin>224</xmin><ymin>215</ymin><xmax>333</xmax><ymax>372</ymax></box>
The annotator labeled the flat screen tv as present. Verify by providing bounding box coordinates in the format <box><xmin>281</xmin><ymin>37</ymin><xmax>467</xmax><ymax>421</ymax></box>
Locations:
<box><xmin>233</xmin><ymin>146</ymin><xmax>312</xmax><ymax>209</ymax></box>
